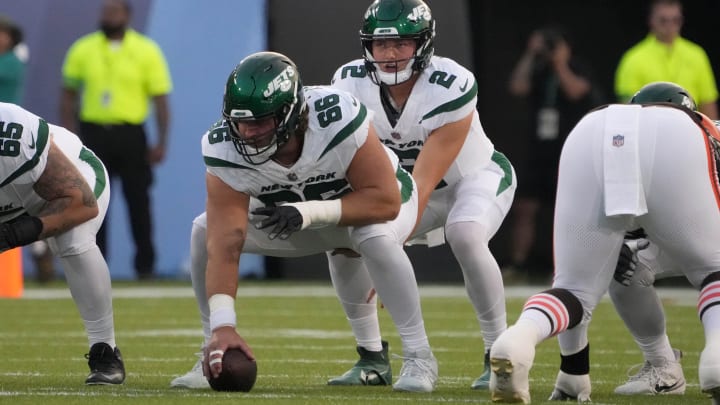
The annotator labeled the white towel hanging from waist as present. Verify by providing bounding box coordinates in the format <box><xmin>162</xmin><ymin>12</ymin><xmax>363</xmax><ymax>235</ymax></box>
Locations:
<box><xmin>603</xmin><ymin>104</ymin><xmax>647</xmax><ymax>216</ymax></box>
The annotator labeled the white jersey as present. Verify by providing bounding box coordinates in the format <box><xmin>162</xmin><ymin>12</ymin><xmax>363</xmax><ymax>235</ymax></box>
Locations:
<box><xmin>0</xmin><ymin>102</ymin><xmax>107</xmax><ymax>223</ymax></box>
<box><xmin>331</xmin><ymin>56</ymin><xmax>494</xmax><ymax>188</ymax></box>
<box><xmin>202</xmin><ymin>86</ymin><xmax>409</xmax><ymax>205</ymax></box>
<box><xmin>554</xmin><ymin>104</ymin><xmax>720</xmax><ymax>293</ymax></box>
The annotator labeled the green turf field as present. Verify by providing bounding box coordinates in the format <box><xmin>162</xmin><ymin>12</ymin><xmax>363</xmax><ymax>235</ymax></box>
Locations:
<box><xmin>0</xmin><ymin>282</ymin><xmax>710</xmax><ymax>404</ymax></box>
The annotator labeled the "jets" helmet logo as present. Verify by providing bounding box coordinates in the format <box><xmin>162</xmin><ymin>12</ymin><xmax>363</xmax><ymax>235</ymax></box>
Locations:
<box><xmin>407</xmin><ymin>5</ymin><xmax>431</xmax><ymax>22</ymax></box>
<box><xmin>263</xmin><ymin>66</ymin><xmax>295</xmax><ymax>98</ymax></box>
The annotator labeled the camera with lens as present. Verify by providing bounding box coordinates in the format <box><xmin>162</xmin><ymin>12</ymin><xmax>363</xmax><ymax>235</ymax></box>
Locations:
<box><xmin>539</xmin><ymin>28</ymin><xmax>562</xmax><ymax>52</ymax></box>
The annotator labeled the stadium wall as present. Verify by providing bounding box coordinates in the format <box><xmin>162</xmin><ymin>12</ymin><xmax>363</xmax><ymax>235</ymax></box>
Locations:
<box><xmin>3</xmin><ymin>0</ymin><xmax>267</xmax><ymax>279</ymax></box>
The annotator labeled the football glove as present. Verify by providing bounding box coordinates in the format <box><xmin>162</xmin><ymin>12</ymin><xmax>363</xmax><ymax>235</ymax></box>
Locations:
<box><xmin>0</xmin><ymin>215</ymin><xmax>44</xmax><ymax>253</ymax></box>
<box><xmin>252</xmin><ymin>206</ymin><xmax>303</xmax><ymax>240</ymax></box>
<box><xmin>613</xmin><ymin>239</ymin><xmax>650</xmax><ymax>286</ymax></box>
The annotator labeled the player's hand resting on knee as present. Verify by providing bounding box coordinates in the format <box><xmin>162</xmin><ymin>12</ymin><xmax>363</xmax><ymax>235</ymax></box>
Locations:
<box><xmin>252</xmin><ymin>206</ymin><xmax>303</xmax><ymax>240</ymax></box>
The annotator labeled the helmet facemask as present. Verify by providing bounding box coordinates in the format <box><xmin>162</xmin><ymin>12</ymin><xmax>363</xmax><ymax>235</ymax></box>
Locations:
<box><xmin>360</xmin><ymin>0</ymin><xmax>435</xmax><ymax>86</ymax></box>
<box><xmin>227</xmin><ymin>115</ymin><xmax>282</xmax><ymax>165</ymax></box>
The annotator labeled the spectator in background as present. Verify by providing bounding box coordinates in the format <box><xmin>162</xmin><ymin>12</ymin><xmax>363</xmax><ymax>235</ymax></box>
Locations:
<box><xmin>506</xmin><ymin>26</ymin><xmax>598</xmax><ymax>281</ymax></box>
<box><xmin>0</xmin><ymin>15</ymin><xmax>24</xmax><ymax>104</ymax></box>
<box><xmin>615</xmin><ymin>0</ymin><xmax>718</xmax><ymax>119</ymax></box>
<box><xmin>60</xmin><ymin>0</ymin><xmax>172</xmax><ymax>280</ymax></box>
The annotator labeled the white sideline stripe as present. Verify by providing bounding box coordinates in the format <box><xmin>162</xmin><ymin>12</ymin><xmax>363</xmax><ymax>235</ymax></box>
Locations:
<box><xmin>19</xmin><ymin>285</ymin><xmax>699</xmax><ymax>305</ymax></box>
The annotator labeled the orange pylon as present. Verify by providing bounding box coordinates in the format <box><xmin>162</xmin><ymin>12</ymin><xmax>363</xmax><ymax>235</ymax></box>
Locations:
<box><xmin>0</xmin><ymin>248</ymin><xmax>23</xmax><ymax>298</ymax></box>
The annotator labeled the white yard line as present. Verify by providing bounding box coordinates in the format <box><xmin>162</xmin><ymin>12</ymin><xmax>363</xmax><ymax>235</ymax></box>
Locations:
<box><xmin>19</xmin><ymin>285</ymin><xmax>699</xmax><ymax>306</ymax></box>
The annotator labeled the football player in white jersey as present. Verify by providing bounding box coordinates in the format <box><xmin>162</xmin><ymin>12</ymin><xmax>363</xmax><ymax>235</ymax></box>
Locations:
<box><xmin>170</xmin><ymin>51</ymin><xmax>439</xmax><ymax>392</ymax></box>
<box><xmin>488</xmin><ymin>96</ymin><xmax>720</xmax><ymax>403</ymax></box>
<box><xmin>0</xmin><ymin>102</ymin><xmax>124</xmax><ymax>385</ymax></box>
<box><xmin>607</xmin><ymin>82</ymin><xmax>709</xmax><ymax>396</ymax></box>
<box><xmin>327</xmin><ymin>0</ymin><xmax>516</xmax><ymax>390</ymax></box>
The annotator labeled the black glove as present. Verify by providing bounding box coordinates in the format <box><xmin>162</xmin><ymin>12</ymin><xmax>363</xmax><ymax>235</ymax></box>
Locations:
<box><xmin>0</xmin><ymin>215</ymin><xmax>43</xmax><ymax>252</ymax></box>
<box><xmin>624</xmin><ymin>227</ymin><xmax>647</xmax><ymax>240</ymax></box>
<box><xmin>613</xmin><ymin>239</ymin><xmax>649</xmax><ymax>286</ymax></box>
<box><xmin>252</xmin><ymin>206</ymin><xmax>304</xmax><ymax>240</ymax></box>
<box><xmin>0</xmin><ymin>225</ymin><xmax>10</xmax><ymax>253</ymax></box>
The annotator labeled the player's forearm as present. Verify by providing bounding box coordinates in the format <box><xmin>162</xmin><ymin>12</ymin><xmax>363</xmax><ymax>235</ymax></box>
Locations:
<box><xmin>33</xmin><ymin>142</ymin><xmax>99</xmax><ymax>237</ymax></box>
<box><xmin>37</xmin><ymin>200</ymin><xmax>98</xmax><ymax>238</ymax></box>
<box><xmin>338</xmin><ymin>187</ymin><xmax>400</xmax><ymax>226</ymax></box>
<box><xmin>205</xmin><ymin>232</ymin><xmax>243</xmax><ymax>297</ymax></box>
<box><xmin>206</xmin><ymin>260</ymin><xmax>240</xmax><ymax>297</ymax></box>
<box><xmin>205</xmin><ymin>255</ymin><xmax>241</xmax><ymax>332</ymax></box>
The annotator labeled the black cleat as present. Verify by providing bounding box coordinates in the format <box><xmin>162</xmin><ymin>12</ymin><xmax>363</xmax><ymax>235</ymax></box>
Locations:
<box><xmin>85</xmin><ymin>343</ymin><xmax>126</xmax><ymax>385</ymax></box>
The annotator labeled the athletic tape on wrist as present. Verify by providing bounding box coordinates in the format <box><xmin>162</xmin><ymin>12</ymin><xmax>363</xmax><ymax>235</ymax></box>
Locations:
<box><xmin>209</xmin><ymin>294</ymin><xmax>236</xmax><ymax>331</ymax></box>
<box><xmin>285</xmin><ymin>199</ymin><xmax>342</xmax><ymax>229</ymax></box>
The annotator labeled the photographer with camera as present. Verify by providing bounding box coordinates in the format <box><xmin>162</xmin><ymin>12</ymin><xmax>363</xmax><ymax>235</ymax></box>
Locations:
<box><xmin>505</xmin><ymin>25</ymin><xmax>601</xmax><ymax>282</ymax></box>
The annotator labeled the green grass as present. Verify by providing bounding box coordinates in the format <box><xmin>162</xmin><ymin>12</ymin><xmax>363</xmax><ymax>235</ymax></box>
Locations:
<box><xmin>0</xmin><ymin>282</ymin><xmax>710</xmax><ymax>404</ymax></box>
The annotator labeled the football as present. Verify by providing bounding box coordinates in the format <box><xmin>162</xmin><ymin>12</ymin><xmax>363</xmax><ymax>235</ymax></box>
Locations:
<box><xmin>206</xmin><ymin>348</ymin><xmax>257</xmax><ymax>392</ymax></box>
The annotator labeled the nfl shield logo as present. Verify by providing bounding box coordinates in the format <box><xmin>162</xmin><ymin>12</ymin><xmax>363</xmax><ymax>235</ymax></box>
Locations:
<box><xmin>391</xmin><ymin>132</ymin><xmax>402</xmax><ymax>140</ymax></box>
<box><xmin>612</xmin><ymin>134</ymin><xmax>624</xmax><ymax>147</ymax></box>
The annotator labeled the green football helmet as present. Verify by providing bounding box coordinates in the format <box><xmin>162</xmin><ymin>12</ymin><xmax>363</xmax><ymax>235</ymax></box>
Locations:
<box><xmin>630</xmin><ymin>81</ymin><xmax>697</xmax><ymax>111</ymax></box>
<box><xmin>222</xmin><ymin>51</ymin><xmax>306</xmax><ymax>165</ymax></box>
<box><xmin>360</xmin><ymin>0</ymin><xmax>435</xmax><ymax>85</ymax></box>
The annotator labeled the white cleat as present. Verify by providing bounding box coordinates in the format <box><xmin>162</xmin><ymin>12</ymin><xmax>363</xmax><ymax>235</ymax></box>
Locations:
<box><xmin>614</xmin><ymin>348</ymin><xmax>685</xmax><ymax>395</ymax></box>
<box><xmin>489</xmin><ymin>326</ymin><xmax>536</xmax><ymax>404</ymax></box>
<box><xmin>392</xmin><ymin>348</ymin><xmax>438</xmax><ymax>393</ymax></box>
<box><xmin>170</xmin><ymin>353</ymin><xmax>210</xmax><ymax>389</ymax></box>
<box><xmin>549</xmin><ymin>370</ymin><xmax>591</xmax><ymax>402</ymax></box>
<box><xmin>700</xmin><ymin>344</ymin><xmax>720</xmax><ymax>402</ymax></box>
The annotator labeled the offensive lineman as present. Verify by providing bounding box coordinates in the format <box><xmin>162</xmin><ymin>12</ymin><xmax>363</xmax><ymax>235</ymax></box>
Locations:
<box><xmin>488</xmin><ymin>98</ymin><xmax>720</xmax><ymax>404</ymax></box>
<box><xmin>0</xmin><ymin>102</ymin><xmax>124</xmax><ymax>384</ymax></box>
<box><xmin>608</xmin><ymin>82</ymin><xmax>714</xmax><ymax>396</ymax></box>
<box><xmin>328</xmin><ymin>0</ymin><xmax>515</xmax><ymax>390</ymax></box>
<box><xmin>170</xmin><ymin>51</ymin><xmax>438</xmax><ymax>392</ymax></box>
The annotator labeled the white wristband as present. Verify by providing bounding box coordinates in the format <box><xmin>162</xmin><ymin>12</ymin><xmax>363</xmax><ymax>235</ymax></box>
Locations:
<box><xmin>285</xmin><ymin>199</ymin><xmax>342</xmax><ymax>230</ymax></box>
<box><xmin>209</xmin><ymin>294</ymin><xmax>236</xmax><ymax>331</ymax></box>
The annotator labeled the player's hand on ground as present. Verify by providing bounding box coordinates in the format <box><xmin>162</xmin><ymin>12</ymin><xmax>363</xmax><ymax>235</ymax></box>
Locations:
<box><xmin>252</xmin><ymin>206</ymin><xmax>303</xmax><ymax>240</ymax></box>
<box><xmin>203</xmin><ymin>326</ymin><xmax>255</xmax><ymax>378</ymax></box>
